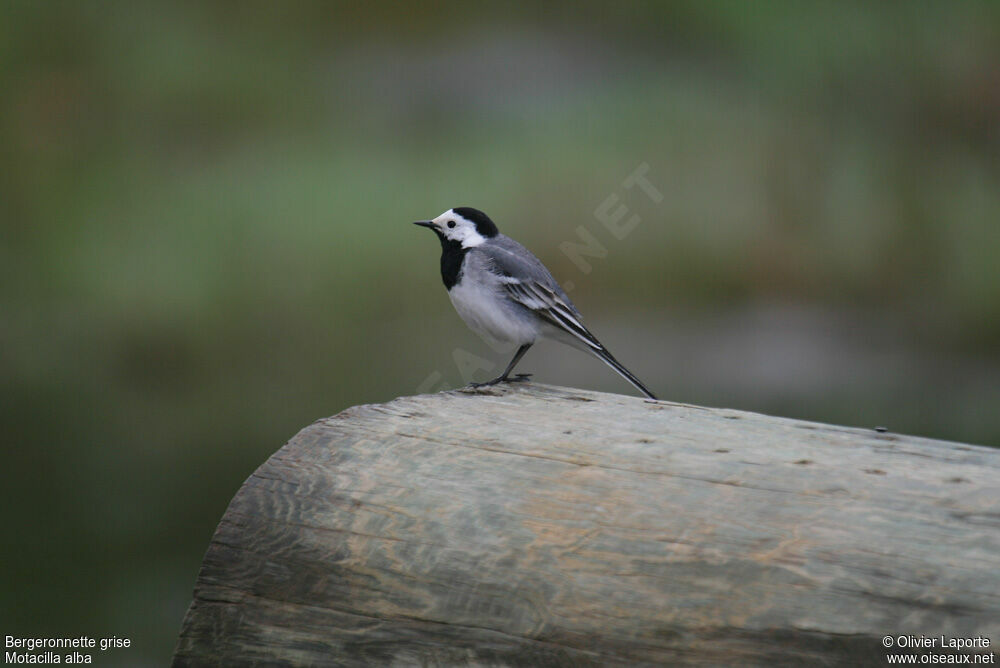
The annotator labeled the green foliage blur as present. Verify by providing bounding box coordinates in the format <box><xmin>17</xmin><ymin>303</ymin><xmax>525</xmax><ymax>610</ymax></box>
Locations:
<box><xmin>2</xmin><ymin>2</ymin><xmax>998</xmax><ymax>664</ymax></box>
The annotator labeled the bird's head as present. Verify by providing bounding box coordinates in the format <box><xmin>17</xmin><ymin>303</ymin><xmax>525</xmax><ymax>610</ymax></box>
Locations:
<box><xmin>414</xmin><ymin>207</ymin><xmax>499</xmax><ymax>248</ymax></box>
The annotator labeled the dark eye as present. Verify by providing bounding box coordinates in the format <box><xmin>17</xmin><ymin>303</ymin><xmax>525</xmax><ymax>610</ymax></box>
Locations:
<box><xmin>447</xmin><ymin>220</ymin><xmax>456</xmax><ymax>228</ymax></box>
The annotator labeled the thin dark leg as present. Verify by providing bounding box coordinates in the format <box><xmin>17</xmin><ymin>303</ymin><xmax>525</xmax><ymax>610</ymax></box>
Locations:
<box><xmin>471</xmin><ymin>343</ymin><xmax>533</xmax><ymax>387</ymax></box>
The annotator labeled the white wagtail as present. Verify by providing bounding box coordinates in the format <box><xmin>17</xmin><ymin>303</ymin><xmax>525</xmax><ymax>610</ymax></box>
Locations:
<box><xmin>414</xmin><ymin>207</ymin><xmax>657</xmax><ymax>399</ymax></box>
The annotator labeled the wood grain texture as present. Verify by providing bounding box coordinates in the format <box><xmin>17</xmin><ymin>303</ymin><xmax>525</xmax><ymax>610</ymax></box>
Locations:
<box><xmin>173</xmin><ymin>384</ymin><xmax>1000</xmax><ymax>667</ymax></box>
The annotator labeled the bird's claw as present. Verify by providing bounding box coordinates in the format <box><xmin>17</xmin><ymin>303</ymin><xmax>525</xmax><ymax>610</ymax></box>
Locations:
<box><xmin>468</xmin><ymin>373</ymin><xmax>532</xmax><ymax>389</ymax></box>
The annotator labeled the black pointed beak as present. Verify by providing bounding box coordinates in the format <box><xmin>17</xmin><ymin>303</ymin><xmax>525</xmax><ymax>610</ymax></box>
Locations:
<box><xmin>413</xmin><ymin>220</ymin><xmax>435</xmax><ymax>229</ymax></box>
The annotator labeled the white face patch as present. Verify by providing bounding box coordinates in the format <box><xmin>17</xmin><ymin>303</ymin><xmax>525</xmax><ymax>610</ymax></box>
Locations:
<box><xmin>433</xmin><ymin>209</ymin><xmax>486</xmax><ymax>248</ymax></box>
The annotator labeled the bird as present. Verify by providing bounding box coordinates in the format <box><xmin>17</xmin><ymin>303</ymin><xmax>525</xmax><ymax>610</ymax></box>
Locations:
<box><xmin>414</xmin><ymin>207</ymin><xmax>657</xmax><ymax>399</ymax></box>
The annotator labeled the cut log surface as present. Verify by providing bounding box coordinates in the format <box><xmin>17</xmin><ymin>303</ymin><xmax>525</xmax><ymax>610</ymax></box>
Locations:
<box><xmin>173</xmin><ymin>384</ymin><xmax>1000</xmax><ymax>667</ymax></box>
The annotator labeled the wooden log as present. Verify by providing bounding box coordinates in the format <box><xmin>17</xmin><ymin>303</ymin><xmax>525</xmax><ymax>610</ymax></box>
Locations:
<box><xmin>173</xmin><ymin>384</ymin><xmax>1000</xmax><ymax>666</ymax></box>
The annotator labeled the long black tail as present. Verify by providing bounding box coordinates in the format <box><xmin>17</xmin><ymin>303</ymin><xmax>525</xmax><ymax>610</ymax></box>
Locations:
<box><xmin>592</xmin><ymin>346</ymin><xmax>657</xmax><ymax>400</ymax></box>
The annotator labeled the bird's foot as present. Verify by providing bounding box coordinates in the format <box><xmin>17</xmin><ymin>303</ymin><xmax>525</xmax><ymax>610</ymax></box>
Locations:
<box><xmin>468</xmin><ymin>373</ymin><xmax>532</xmax><ymax>389</ymax></box>
<box><xmin>468</xmin><ymin>378</ymin><xmax>501</xmax><ymax>389</ymax></box>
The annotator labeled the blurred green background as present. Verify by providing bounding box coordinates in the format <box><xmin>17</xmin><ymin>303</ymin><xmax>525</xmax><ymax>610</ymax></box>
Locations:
<box><xmin>2</xmin><ymin>1</ymin><xmax>999</xmax><ymax>664</ymax></box>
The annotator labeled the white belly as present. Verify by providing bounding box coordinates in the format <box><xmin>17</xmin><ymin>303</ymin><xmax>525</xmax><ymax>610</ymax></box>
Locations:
<box><xmin>448</xmin><ymin>280</ymin><xmax>538</xmax><ymax>346</ymax></box>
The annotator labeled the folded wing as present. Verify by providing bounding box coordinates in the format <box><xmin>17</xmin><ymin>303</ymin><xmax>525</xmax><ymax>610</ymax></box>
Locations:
<box><xmin>501</xmin><ymin>278</ymin><xmax>602</xmax><ymax>352</ymax></box>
